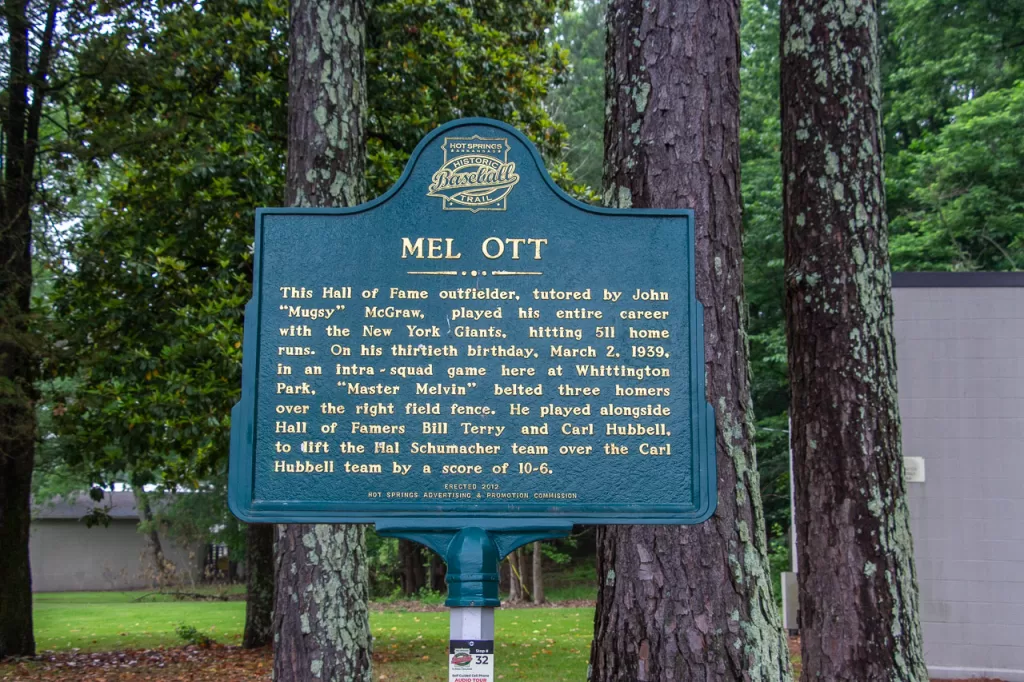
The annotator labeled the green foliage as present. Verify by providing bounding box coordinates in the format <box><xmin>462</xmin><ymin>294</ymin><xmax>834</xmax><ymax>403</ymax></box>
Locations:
<box><xmin>154</xmin><ymin>484</ymin><xmax>246</xmax><ymax>560</ymax></box>
<box><xmin>889</xmin><ymin>82</ymin><xmax>1024</xmax><ymax>271</ymax></box>
<box><xmin>883</xmin><ymin>0</ymin><xmax>1024</xmax><ymax>152</ymax></box>
<box><xmin>366</xmin><ymin>0</ymin><xmax>571</xmax><ymax>196</ymax></box>
<box><xmin>547</xmin><ymin>0</ymin><xmax>606</xmax><ymax>191</ymax></box>
<box><xmin>365</xmin><ymin>527</ymin><xmax>402</xmax><ymax>597</ymax></box>
<box><xmin>883</xmin><ymin>0</ymin><xmax>1024</xmax><ymax>270</ymax></box>
<box><xmin>48</xmin><ymin>0</ymin><xmax>572</xmax><ymax>494</ymax></box>
<box><xmin>174</xmin><ymin>623</ymin><xmax>216</xmax><ymax>648</ymax></box>
<box><xmin>50</xmin><ymin>0</ymin><xmax>285</xmax><ymax>489</ymax></box>
<box><xmin>739</xmin><ymin>0</ymin><xmax>791</xmax><ymax>540</ymax></box>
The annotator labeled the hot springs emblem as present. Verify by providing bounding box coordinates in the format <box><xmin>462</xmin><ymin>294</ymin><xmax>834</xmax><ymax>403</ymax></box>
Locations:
<box><xmin>427</xmin><ymin>136</ymin><xmax>520</xmax><ymax>212</ymax></box>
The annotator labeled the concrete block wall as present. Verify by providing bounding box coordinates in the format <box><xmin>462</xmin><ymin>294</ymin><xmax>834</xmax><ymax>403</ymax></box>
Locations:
<box><xmin>30</xmin><ymin>519</ymin><xmax>203</xmax><ymax>592</ymax></box>
<box><xmin>894</xmin><ymin>274</ymin><xmax>1024</xmax><ymax>681</ymax></box>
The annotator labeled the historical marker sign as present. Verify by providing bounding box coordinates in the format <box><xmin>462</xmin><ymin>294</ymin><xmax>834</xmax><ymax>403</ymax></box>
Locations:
<box><xmin>229</xmin><ymin>118</ymin><xmax>715</xmax><ymax>527</ymax></box>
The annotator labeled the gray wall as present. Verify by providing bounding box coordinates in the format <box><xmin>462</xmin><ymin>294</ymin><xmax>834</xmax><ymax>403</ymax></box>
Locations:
<box><xmin>30</xmin><ymin>519</ymin><xmax>202</xmax><ymax>592</ymax></box>
<box><xmin>895</xmin><ymin>283</ymin><xmax>1024</xmax><ymax>681</ymax></box>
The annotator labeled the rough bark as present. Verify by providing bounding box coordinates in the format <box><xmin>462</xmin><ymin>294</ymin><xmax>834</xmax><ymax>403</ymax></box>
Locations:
<box><xmin>589</xmin><ymin>1</ymin><xmax>791</xmax><ymax>680</ymax></box>
<box><xmin>0</xmin><ymin>0</ymin><xmax>58</xmax><ymax>660</ymax></box>
<box><xmin>273</xmin><ymin>0</ymin><xmax>372</xmax><ymax>680</ymax></box>
<box><xmin>243</xmin><ymin>523</ymin><xmax>275</xmax><ymax>649</ymax></box>
<box><xmin>780</xmin><ymin>1</ymin><xmax>928</xmax><ymax>679</ymax></box>
<box><xmin>274</xmin><ymin>525</ymin><xmax>372</xmax><ymax>681</ymax></box>
<box><xmin>531</xmin><ymin>541</ymin><xmax>544</xmax><ymax>605</ymax></box>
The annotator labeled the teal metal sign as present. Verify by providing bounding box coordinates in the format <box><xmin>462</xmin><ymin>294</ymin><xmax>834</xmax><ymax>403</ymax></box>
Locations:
<box><xmin>228</xmin><ymin>118</ymin><xmax>715</xmax><ymax>532</ymax></box>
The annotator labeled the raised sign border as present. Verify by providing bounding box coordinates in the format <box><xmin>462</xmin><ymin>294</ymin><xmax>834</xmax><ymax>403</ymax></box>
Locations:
<box><xmin>228</xmin><ymin>118</ymin><xmax>716</xmax><ymax>527</ymax></box>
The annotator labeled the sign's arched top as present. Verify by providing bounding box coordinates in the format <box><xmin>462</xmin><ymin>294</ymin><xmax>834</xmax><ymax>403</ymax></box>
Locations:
<box><xmin>229</xmin><ymin>118</ymin><xmax>716</xmax><ymax>529</ymax></box>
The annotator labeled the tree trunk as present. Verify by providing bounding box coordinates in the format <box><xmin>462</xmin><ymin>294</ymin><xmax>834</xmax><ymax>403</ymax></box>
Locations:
<box><xmin>243</xmin><ymin>523</ymin><xmax>274</xmax><ymax>649</ymax></box>
<box><xmin>428</xmin><ymin>551</ymin><xmax>446</xmax><ymax>593</ymax></box>
<box><xmin>398</xmin><ymin>539</ymin><xmax>426</xmax><ymax>596</ymax></box>
<box><xmin>590</xmin><ymin>1</ymin><xmax>791</xmax><ymax>680</ymax></box>
<box><xmin>273</xmin><ymin>1</ymin><xmax>372</xmax><ymax>680</ymax></box>
<box><xmin>780</xmin><ymin>1</ymin><xmax>928</xmax><ymax>679</ymax></box>
<box><xmin>134</xmin><ymin>488</ymin><xmax>172</xmax><ymax>586</ymax></box>
<box><xmin>0</xmin><ymin>0</ymin><xmax>56</xmax><ymax>660</ymax></box>
<box><xmin>507</xmin><ymin>550</ymin><xmax>523</xmax><ymax>603</ymax></box>
<box><xmin>274</xmin><ymin>525</ymin><xmax>372</xmax><ymax>680</ymax></box>
<box><xmin>531</xmin><ymin>541</ymin><xmax>544</xmax><ymax>605</ymax></box>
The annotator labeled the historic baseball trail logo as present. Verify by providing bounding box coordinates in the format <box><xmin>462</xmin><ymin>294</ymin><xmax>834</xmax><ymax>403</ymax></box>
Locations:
<box><xmin>427</xmin><ymin>135</ymin><xmax>520</xmax><ymax>212</ymax></box>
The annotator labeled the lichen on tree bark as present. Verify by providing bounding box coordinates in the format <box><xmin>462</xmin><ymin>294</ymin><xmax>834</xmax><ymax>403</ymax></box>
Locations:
<box><xmin>274</xmin><ymin>1</ymin><xmax>372</xmax><ymax>680</ymax></box>
<box><xmin>589</xmin><ymin>1</ymin><xmax>791</xmax><ymax>680</ymax></box>
<box><xmin>780</xmin><ymin>0</ymin><xmax>928</xmax><ymax>679</ymax></box>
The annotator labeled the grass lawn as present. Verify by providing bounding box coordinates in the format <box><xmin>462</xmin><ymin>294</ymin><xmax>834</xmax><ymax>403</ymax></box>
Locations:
<box><xmin>374</xmin><ymin>609</ymin><xmax>591</xmax><ymax>681</ymax></box>
<box><xmin>25</xmin><ymin>591</ymin><xmax>592</xmax><ymax>681</ymax></box>
<box><xmin>32</xmin><ymin>591</ymin><xmax>247</xmax><ymax>651</ymax></box>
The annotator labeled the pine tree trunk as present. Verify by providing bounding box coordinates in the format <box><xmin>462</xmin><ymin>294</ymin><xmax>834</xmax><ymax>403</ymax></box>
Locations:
<box><xmin>273</xmin><ymin>1</ymin><xmax>372</xmax><ymax>679</ymax></box>
<box><xmin>532</xmin><ymin>542</ymin><xmax>544</xmax><ymax>605</ymax></box>
<box><xmin>0</xmin><ymin>0</ymin><xmax>56</xmax><ymax>660</ymax></box>
<box><xmin>274</xmin><ymin>525</ymin><xmax>372</xmax><ymax>680</ymax></box>
<box><xmin>590</xmin><ymin>1</ymin><xmax>791</xmax><ymax>680</ymax></box>
<box><xmin>243</xmin><ymin>523</ymin><xmax>274</xmax><ymax>649</ymax></box>
<box><xmin>780</xmin><ymin>1</ymin><xmax>928</xmax><ymax>679</ymax></box>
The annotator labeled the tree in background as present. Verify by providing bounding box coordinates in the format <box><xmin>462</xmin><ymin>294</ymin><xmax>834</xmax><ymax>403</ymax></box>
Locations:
<box><xmin>781</xmin><ymin>0</ymin><xmax>928</xmax><ymax>678</ymax></box>
<box><xmin>888</xmin><ymin>77</ymin><xmax>1024</xmax><ymax>272</ymax></box>
<box><xmin>739</xmin><ymin>0</ymin><xmax>791</xmax><ymax>555</ymax></box>
<box><xmin>0</xmin><ymin>0</ymin><xmax>95</xmax><ymax>658</ymax></box>
<box><xmin>0</xmin><ymin>0</ymin><xmax>55</xmax><ymax>657</ymax></box>
<box><xmin>547</xmin><ymin>0</ymin><xmax>605</xmax><ymax>190</ymax></box>
<box><xmin>50</xmin><ymin>0</ymin><xmax>287</xmax><ymax>646</ymax></box>
<box><xmin>49</xmin><ymin>0</ymin><xmax>573</xmax><ymax>649</ymax></box>
<box><xmin>589</xmin><ymin>0</ymin><xmax>791</xmax><ymax>679</ymax></box>
<box><xmin>884</xmin><ymin>0</ymin><xmax>1024</xmax><ymax>270</ymax></box>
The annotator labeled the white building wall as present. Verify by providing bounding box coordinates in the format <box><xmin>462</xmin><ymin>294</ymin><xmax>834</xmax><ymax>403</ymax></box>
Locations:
<box><xmin>894</xmin><ymin>280</ymin><xmax>1024</xmax><ymax>681</ymax></box>
<box><xmin>30</xmin><ymin>519</ymin><xmax>202</xmax><ymax>592</ymax></box>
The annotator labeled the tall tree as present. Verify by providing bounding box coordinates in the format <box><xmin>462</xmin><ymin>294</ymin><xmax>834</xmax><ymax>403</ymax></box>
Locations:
<box><xmin>888</xmin><ymin>82</ymin><xmax>1024</xmax><ymax>272</ymax></box>
<box><xmin>0</xmin><ymin>0</ymin><xmax>60</xmax><ymax>659</ymax></box>
<box><xmin>780</xmin><ymin>0</ymin><xmax>928</xmax><ymax>679</ymax></box>
<box><xmin>547</xmin><ymin>0</ymin><xmax>607</xmax><ymax>190</ymax></box>
<box><xmin>272</xmin><ymin>1</ymin><xmax>372</xmax><ymax>680</ymax></box>
<box><xmin>51</xmin><ymin>0</ymin><xmax>572</xmax><ymax>649</ymax></box>
<box><xmin>882</xmin><ymin>0</ymin><xmax>1024</xmax><ymax>271</ymax></box>
<box><xmin>51</xmin><ymin>0</ymin><xmax>288</xmax><ymax>646</ymax></box>
<box><xmin>589</xmin><ymin>1</ymin><xmax>791</xmax><ymax>680</ymax></box>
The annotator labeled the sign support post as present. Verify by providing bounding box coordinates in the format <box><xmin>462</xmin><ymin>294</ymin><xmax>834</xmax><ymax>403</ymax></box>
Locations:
<box><xmin>375</xmin><ymin>523</ymin><xmax>571</xmax><ymax>681</ymax></box>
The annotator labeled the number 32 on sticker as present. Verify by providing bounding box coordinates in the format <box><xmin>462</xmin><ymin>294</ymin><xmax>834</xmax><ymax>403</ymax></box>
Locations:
<box><xmin>449</xmin><ymin>640</ymin><xmax>495</xmax><ymax>682</ymax></box>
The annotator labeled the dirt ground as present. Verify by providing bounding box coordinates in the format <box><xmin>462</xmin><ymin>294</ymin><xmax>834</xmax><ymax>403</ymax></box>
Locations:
<box><xmin>1</xmin><ymin>643</ymin><xmax>1010</xmax><ymax>681</ymax></box>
